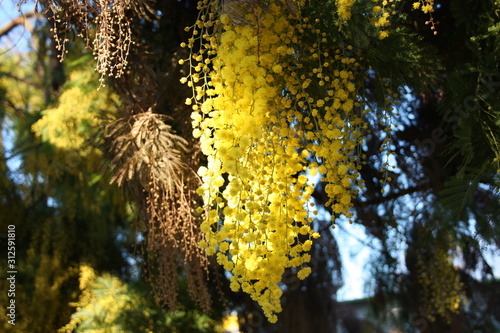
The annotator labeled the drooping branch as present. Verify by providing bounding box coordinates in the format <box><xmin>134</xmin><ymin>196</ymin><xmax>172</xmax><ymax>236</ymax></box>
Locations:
<box><xmin>0</xmin><ymin>12</ymin><xmax>37</xmax><ymax>38</ymax></box>
<box><xmin>0</xmin><ymin>71</ymin><xmax>42</xmax><ymax>89</ymax></box>
<box><xmin>353</xmin><ymin>182</ymin><xmax>433</xmax><ymax>208</ymax></box>
<box><xmin>313</xmin><ymin>181</ymin><xmax>433</xmax><ymax>211</ymax></box>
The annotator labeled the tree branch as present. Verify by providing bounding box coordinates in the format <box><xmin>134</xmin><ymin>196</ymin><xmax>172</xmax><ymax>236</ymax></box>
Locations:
<box><xmin>354</xmin><ymin>182</ymin><xmax>433</xmax><ymax>208</ymax></box>
<box><xmin>0</xmin><ymin>12</ymin><xmax>38</xmax><ymax>38</ymax></box>
<box><xmin>0</xmin><ymin>71</ymin><xmax>42</xmax><ymax>89</ymax></box>
<box><xmin>313</xmin><ymin>181</ymin><xmax>433</xmax><ymax>210</ymax></box>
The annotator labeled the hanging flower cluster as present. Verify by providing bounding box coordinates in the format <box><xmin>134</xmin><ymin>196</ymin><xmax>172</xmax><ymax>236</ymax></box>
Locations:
<box><xmin>370</xmin><ymin>0</ymin><xmax>397</xmax><ymax>39</ymax></box>
<box><xmin>344</xmin><ymin>0</ymin><xmax>438</xmax><ymax>39</ymax></box>
<box><xmin>413</xmin><ymin>0</ymin><xmax>439</xmax><ymax>34</ymax></box>
<box><xmin>416</xmin><ymin>245</ymin><xmax>464</xmax><ymax>322</ymax></box>
<box><xmin>336</xmin><ymin>0</ymin><xmax>397</xmax><ymax>39</ymax></box>
<box><xmin>181</xmin><ymin>0</ymin><xmax>366</xmax><ymax>322</ymax></box>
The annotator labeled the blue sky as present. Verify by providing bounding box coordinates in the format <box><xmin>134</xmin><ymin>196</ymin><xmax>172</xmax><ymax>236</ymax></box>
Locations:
<box><xmin>1</xmin><ymin>1</ymin><xmax>35</xmax><ymax>53</ymax></box>
<box><xmin>334</xmin><ymin>219</ymin><xmax>372</xmax><ymax>300</ymax></box>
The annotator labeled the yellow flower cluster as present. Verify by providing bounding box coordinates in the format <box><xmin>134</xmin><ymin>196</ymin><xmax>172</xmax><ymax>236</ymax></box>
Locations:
<box><xmin>335</xmin><ymin>0</ymin><xmax>394</xmax><ymax>39</ymax></box>
<box><xmin>370</xmin><ymin>0</ymin><xmax>399</xmax><ymax>39</ymax></box>
<box><xmin>413</xmin><ymin>0</ymin><xmax>434</xmax><ymax>14</ymax></box>
<box><xmin>416</xmin><ymin>247</ymin><xmax>464</xmax><ymax>322</ymax></box>
<box><xmin>32</xmin><ymin>69</ymin><xmax>117</xmax><ymax>156</ymax></box>
<box><xmin>367</xmin><ymin>0</ymin><xmax>437</xmax><ymax>38</ymax></box>
<box><xmin>375</xmin><ymin>78</ymin><xmax>400</xmax><ymax>192</ymax></box>
<box><xmin>336</xmin><ymin>0</ymin><xmax>356</xmax><ymax>21</ymax></box>
<box><xmin>182</xmin><ymin>0</ymin><xmax>365</xmax><ymax>322</ymax></box>
<box><xmin>59</xmin><ymin>265</ymin><xmax>137</xmax><ymax>333</ymax></box>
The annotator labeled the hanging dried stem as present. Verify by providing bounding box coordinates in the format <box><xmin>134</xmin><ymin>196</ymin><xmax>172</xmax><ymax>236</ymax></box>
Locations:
<box><xmin>105</xmin><ymin>111</ymin><xmax>212</xmax><ymax>311</ymax></box>
<box><xmin>37</xmin><ymin>0</ymin><xmax>156</xmax><ymax>80</ymax></box>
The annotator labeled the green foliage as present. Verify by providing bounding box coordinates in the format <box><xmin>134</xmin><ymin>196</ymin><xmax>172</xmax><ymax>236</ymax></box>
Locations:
<box><xmin>439</xmin><ymin>166</ymin><xmax>500</xmax><ymax>215</ymax></box>
<box><xmin>0</xmin><ymin>50</ymin><xmax>130</xmax><ymax>332</ymax></box>
<box><xmin>434</xmin><ymin>0</ymin><xmax>500</xmax><ymax>178</ymax></box>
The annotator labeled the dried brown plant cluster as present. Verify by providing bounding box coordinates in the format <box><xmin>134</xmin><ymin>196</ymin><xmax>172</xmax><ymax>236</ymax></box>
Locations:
<box><xmin>106</xmin><ymin>112</ymin><xmax>212</xmax><ymax>311</ymax></box>
<box><xmin>36</xmin><ymin>0</ymin><xmax>155</xmax><ymax>81</ymax></box>
<box><xmin>107</xmin><ymin>112</ymin><xmax>187</xmax><ymax>190</ymax></box>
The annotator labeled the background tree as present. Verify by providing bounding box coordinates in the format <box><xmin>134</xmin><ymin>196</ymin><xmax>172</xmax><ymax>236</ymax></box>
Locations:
<box><xmin>0</xmin><ymin>43</ymin><xmax>132</xmax><ymax>331</ymax></box>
